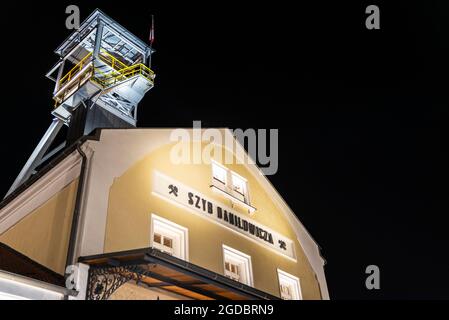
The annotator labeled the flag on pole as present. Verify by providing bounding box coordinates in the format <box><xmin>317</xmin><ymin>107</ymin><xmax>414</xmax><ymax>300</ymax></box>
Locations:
<box><xmin>149</xmin><ymin>14</ymin><xmax>155</xmax><ymax>46</ymax></box>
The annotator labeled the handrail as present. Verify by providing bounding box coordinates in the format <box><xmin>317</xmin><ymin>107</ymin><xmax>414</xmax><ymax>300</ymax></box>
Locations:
<box><xmin>58</xmin><ymin>49</ymin><xmax>127</xmax><ymax>88</ymax></box>
<box><xmin>117</xmin><ymin>63</ymin><xmax>154</xmax><ymax>77</ymax></box>
<box><xmin>93</xmin><ymin>63</ymin><xmax>155</xmax><ymax>88</ymax></box>
<box><xmin>54</xmin><ymin>51</ymin><xmax>155</xmax><ymax>106</ymax></box>
<box><xmin>59</xmin><ymin>52</ymin><xmax>93</xmax><ymax>87</ymax></box>
<box><xmin>98</xmin><ymin>49</ymin><xmax>128</xmax><ymax>70</ymax></box>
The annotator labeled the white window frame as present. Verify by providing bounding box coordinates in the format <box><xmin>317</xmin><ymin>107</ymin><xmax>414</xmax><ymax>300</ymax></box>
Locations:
<box><xmin>152</xmin><ymin>232</ymin><xmax>175</xmax><ymax>256</ymax></box>
<box><xmin>150</xmin><ymin>214</ymin><xmax>189</xmax><ymax>261</ymax></box>
<box><xmin>230</xmin><ymin>171</ymin><xmax>249</xmax><ymax>203</ymax></box>
<box><xmin>211</xmin><ymin>161</ymin><xmax>254</xmax><ymax>212</ymax></box>
<box><xmin>212</xmin><ymin>160</ymin><xmax>228</xmax><ymax>186</ymax></box>
<box><xmin>222</xmin><ymin>245</ymin><xmax>253</xmax><ymax>286</ymax></box>
<box><xmin>277</xmin><ymin>269</ymin><xmax>302</xmax><ymax>300</ymax></box>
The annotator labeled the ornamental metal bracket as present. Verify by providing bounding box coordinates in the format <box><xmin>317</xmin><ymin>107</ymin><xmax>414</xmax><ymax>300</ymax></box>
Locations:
<box><xmin>86</xmin><ymin>265</ymin><xmax>142</xmax><ymax>300</ymax></box>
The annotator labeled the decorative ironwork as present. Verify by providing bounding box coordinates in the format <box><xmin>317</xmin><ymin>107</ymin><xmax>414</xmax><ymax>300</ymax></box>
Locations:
<box><xmin>86</xmin><ymin>265</ymin><xmax>143</xmax><ymax>300</ymax></box>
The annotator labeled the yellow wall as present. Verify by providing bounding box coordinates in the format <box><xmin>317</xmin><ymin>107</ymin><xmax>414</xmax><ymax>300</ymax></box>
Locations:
<box><xmin>104</xmin><ymin>143</ymin><xmax>322</xmax><ymax>299</ymax></box>
<box><xmin>0</xmin><ymin>179</ymin><xmax>78</xmax><ymax>274</ymax></box>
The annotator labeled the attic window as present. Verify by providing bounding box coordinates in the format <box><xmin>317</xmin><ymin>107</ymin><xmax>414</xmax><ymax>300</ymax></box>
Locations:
<box><xmin>212</xmin><ymin>162</ymin><xmax>227</xmax><ymax>185</ymax></box>
<box><xmin>231</xmin><ymin>173</ymin><xmax>247</xmax><ymax>202</ymax></box>
<box><xmin>210</xmin><ymin>161</ymin><xmax>256</xmax><ymax>213</ymax></box>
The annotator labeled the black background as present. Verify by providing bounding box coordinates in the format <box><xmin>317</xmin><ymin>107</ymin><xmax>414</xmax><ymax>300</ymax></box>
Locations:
<box><xmin>0</xmin><ymin>1</ymin><xmax>448</xmax><ymax>299</ymax></box>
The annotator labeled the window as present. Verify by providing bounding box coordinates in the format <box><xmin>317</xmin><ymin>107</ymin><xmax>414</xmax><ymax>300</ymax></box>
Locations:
<box><xmin>224</xmin><ymin>261</ymin><xmax>241</xmax><ymax>281</ymax></box>
<box><xmin>222</xmin><ymin>245</ymin><xmax>253</xmax><ymax>286</ymax></box>
<box><xmin>212</xmin><ymin>161</ymin><xmax>227</xmax><ymax>185</ymax></box>
<box><xmin>211</xmin><ymin>161</ymin><xmax>252</xmax><ymax>210</ymax></box>
<box><xmin>280</xmin><ymin>283</ymin><xmax>293</xmax><ymax>300</ymax></box>
<box><xmin>231</xmin><ymin>173</ymin><xmax>247</xmax><ymax>202</ymax></box>
<box><xmin>151</xmin><ymin>214</ymin><xmax>189</xmax><ymax>260</ymax></box>
<box><xmin>277</xmin><ymin>269</ymin><xmax>302</xmax><ymax>300</ymax></box>
<box><xmin>152</xmin><ymin>232</ymin><xmax>174</xmax><ymax>255</ymax></box>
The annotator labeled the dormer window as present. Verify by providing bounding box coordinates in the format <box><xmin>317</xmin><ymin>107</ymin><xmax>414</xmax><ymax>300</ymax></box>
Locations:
<box><xmin>210</xmin><ymin>161</ymin><xmax>256</xmax><ymax>213</ymax></box>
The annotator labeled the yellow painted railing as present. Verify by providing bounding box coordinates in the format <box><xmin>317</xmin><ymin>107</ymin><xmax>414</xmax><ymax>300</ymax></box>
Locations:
<box><xmin>55</xmin><ymin>50</ymin><xmax>154</xmax><ymax>106</ymax></box>
<box><xmin>93</xmin><ymin>63</ymin><xmax>155</xmax><ymax>87</ymax></box>
<box><xmin>58</xmin><ymin>52</ymin><xmax>93</xmax><ymax>88</ymax></box>
<box><xmin>98</xmin><ymin>49</ymin><xmax>128</xmax><ymax>71</ymax></box>
<box><xmin>58</xmin><ymin>50</ymin><xmax>128</xmax><ymax>88</ymax></box>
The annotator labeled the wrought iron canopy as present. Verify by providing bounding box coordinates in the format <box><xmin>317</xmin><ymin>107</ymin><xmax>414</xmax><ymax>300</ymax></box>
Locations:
<box><xmin>79</xmin><ymin>247</ymin><xmax>280</xmax><ymax>300</ymax></box>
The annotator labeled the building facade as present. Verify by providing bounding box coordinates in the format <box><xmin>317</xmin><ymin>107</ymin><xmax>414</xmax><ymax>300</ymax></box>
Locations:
<box><xmin>0</xmin><ymin>128</ymin><xmax>328</xmax><ymax>300</ymax></box>
<box><xmin>0</xmin><ymin>9</ymin><xmax>328</xmax><ymax>300</ymax></box>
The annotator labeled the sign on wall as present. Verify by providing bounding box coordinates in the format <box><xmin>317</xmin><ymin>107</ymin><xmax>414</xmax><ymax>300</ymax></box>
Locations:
<box><xmin>153</xmin><ymin>171</ymin><xmax>296</xmax><ymax>260</ymax></box>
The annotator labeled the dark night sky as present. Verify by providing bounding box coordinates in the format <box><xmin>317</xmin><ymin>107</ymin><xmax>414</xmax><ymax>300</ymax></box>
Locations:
<box><xmin>0</xmin><ymin>1</ymin><xmax>448</xmax><ymax>299</ymax></box>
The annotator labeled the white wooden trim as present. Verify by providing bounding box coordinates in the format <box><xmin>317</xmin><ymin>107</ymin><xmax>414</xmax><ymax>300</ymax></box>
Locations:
<box><xmin>277</xmin><ymin>268</ymin><xmax>302</xmax><ymax>300</ymax></box>
<box><xmin>0</xmin><ymin>151</ymin><xmax>82</xmax><ymax>235</ymax></box>
<box><xmin>222</xmin><ymin>244</ymin><xmax>254</xmax><ymax>287</ymax></box>
<box><xmin>0</xmin><ymin>270</ymin><xmax>68</xmax><ymax>300</ymax></box>
<box><xmin>150</xmin><ymin>213</ymin><xmax>189</xmax><ymax>261</ymax></box>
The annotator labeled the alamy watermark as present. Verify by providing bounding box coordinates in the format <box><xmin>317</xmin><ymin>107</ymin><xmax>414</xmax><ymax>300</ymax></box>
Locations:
<box><xmin>365</xmin><ymin>265</ymin><xmax>380</xmax><ymax>290</ymax></box>
<box><xmin>169</xmin><ymin>121</ymin><xmax>279</xmax><ymax>175</ymax></box>
<box><xmin>365</xmin><ymin>5</ymin><xmax>380</xmax><ymax>30</ymax></box>
<box><xmin>65</xmin><ymin>264</ymin><xmax>78</xmax><ymax>290</ymax></box>
<box><xmin>65</xmin><ymin>5</ymin><xmax>80</xmax><ymax>30</ymax></box>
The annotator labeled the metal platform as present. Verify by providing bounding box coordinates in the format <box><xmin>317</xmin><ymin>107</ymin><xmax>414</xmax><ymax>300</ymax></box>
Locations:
<box><xmin>5</xmin><ymin>9</ymin><xmax>155</xmax><ymax>198</ymax></box>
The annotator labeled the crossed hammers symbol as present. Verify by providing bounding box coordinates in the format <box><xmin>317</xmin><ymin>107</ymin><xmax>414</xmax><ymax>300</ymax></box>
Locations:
<box><xmin>168</xmin><ymin>184</ymin><xmax>178</xmax><ymax>197</ymax></box>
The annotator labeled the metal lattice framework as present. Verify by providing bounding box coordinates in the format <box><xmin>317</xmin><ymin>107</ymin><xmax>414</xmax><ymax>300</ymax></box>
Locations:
<box><xmin>86</xmin><ymin>265</ymin><xmax>143</xmax><ymax>300</ymax></box>
<box><xmin>5</xmin><ymin>9</ymin><xmax>155</xmax><ymax>198</ymax></box>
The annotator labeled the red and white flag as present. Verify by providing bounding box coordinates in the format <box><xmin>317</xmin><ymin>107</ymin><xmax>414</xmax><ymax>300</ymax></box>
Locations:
<box><xmin>149</xmin><ymin>15</ymin><xmax>155</xmax><ymax>46</ymax></box>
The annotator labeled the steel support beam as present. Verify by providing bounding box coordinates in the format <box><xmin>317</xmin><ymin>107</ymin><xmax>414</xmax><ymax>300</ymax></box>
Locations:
<box><xmin>53</xmin><ymin>59</ymin><xmax>66</xmax><ymax>94</ymax></box>
<box><xmin>93</xmin><ymin>20</ymin><xmax>104</xmax><ymax>59</ymax></box>
<box><xmin>5</xmin><ymin>118</ymin><xmax>64</xmax><ymax>198</ymax></box>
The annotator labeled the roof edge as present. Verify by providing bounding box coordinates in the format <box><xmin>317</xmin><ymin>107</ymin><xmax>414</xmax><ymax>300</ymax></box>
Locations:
<box><xmin>0</xmin><ymin>130</ymin><xmax>102</xmax><ymax>211</ymax></box>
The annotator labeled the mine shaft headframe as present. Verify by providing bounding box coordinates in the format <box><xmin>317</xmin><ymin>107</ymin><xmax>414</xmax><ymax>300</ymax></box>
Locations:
<box><xmin>47</xmin><ymin>9</ymin><xmax>154</xmax><ymax>90</ymax></box>
<box><xmin>44</xmin><ymin>8</ymin><xmax>156</xmax><ymax>129</ymax></box>
<box><xmin>5</xmin><ymin>9</ymin><xmax>155</xmax><ymax>199</ymax></box>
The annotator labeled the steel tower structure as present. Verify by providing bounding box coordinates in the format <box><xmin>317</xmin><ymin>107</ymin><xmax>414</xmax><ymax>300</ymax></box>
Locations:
<box><xmin>5</xmin><ymin>9</ymin><xmax>155</xmax><ymax>197</ymax></box>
